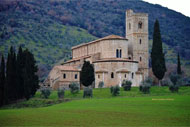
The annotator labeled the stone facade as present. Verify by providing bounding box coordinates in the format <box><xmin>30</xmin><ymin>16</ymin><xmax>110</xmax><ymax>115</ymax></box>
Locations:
<box><xmin>45</xmin><ymin>10</ymin><xmax>149</xmax><ymax>89</ymax></box>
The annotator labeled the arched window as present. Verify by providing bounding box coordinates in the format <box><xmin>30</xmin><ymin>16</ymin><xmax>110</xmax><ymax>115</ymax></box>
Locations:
<box><xmin>139</xmin><ymin>39</ymin><xmax>142</xmax><ymax>44</ymax></box>
<box><xmin>111</xmin><ymin>72</ymin><xmax>114</xmax><ymax>78</ymax></box>
<box><xmin>63</xmin><ymin>73</ymin><xmax>66</xmax><ymax>79</ymax></box>
<box><xmin>138</xmin><ymin>21</ymin><xmax>142</xmax><ymax>29</ymax></box>
<box><xmin>75</xmin><ymin>74</ymin><xmax>78</xmax><ymax>79</ymax></box>
<box><xmin>116</xmin><ymin>49</ymin><xmax>119</xmax><ymax>58</ymax></box>
<box><xmin>125</xmin><ymin>74</ymin><xmax>127</xmax><ymax>78</ymax></box>
<box><xmin>140</xmin><ymin>57</ymin><xmax>142</xmax><ymax>62</ymax></box>
<box><xmin>129</xmin><ymin>23</ymin><xmax>131</xmax><ymax>30</ymax></box>
<box><xmin>131</xmin><ymin>72</ymin><xmax>134</xmax><ymax>79</ymax></box>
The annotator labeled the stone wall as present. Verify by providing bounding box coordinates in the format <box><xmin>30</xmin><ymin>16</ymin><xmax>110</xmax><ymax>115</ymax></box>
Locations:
<box><xmin>94</xmin><ymin>61</ymin><xmax>142</xmax><ymax>88</ymax></box>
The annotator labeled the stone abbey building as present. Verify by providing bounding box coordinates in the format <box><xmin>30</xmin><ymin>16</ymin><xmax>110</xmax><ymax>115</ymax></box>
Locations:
<box><xmin>45</xmin><ymin>10</ymin><xmax>149</xmax><ymax>89</ymax></box>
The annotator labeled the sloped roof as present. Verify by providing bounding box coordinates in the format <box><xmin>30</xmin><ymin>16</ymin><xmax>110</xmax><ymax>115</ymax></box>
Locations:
<box><xmin>54</xmin><ymin>65</ymin><xmax>80</xmax><ymax>71</ymax></box>
<box><xmin>93</xmin><ymin>58</ymin><xmax>138</xmax><ymax>63</ymax></box>
<box><xmin>72</xmin><ymin>35</ymin><xmax>128</xmax><ymax>49</ymax></box>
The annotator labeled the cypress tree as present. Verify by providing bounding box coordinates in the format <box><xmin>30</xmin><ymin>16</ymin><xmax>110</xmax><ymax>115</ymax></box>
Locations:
<box><xmin>17</xmin><ymin>46</ymin><xmax>24</xmax><ymax>98</ymax></box>
<box><xmin>177</xmin><ymin>52</ymin><xmax>182</xmax><ymax>75</ymax></box>
<box><xmin>0</xmin><ymin>55</ymin><xmax>5</xmax><ymax>106</ymax></box>
<box><xmin>22</xmin><ymin>49</ymin><xmax>39</xmax><ymax>100</ymax></box>
<box><xmin>151</xmin><ymin>20</ymin><xmax>166</xmax><ymax>86</ymax></box>
<box><xmin>6</xmin><ymin>46</ymin><xmax>18</xmax><ymax>102</ymax></box>
<box><xmin>80</xmin><ymin>61</ymin><xmax>95</xmax><ymax>87</ymax></box>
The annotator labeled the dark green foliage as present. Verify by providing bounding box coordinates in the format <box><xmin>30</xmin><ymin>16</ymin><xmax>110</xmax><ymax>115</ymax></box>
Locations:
<box><xmin>80</xmin><ymin>61</ymin><xmax>95</xmax><ymax>87</ymax></box>
<box><xmin>83</xmin><ymin>87</ymin><xmax>93</xmax><ymax>98</ymax></box>
<box><xmin>177</xmin><ymin>53</ymin><xmax>182</xmax><ymax>75</ymax></box>
<box><xmin>57</xmin><ymin>88</ymin><xmax>65</xmax><ymax>99</ymax></box>
<box><xmin>140</xmin><ymin>78</ymin><xmax>152</xmax><ymax>94</ymax></box>
<box><xmin>2</xmin><ymin>46</ymin><xmax>39</xmax><ymax>104</ymax></box>
<box><xmin>16</xmin><ymin>46</ymin><xmax>24</xmax><ymax>99</ymax></box>
<box><xmin>151</xmin><ymin>20</ymin><xmax>166</xmax><ymax>83</ymax></box>
<box><xmin>5</xmin><ymin>46</ymin><xmax>17</xmax><ymax>101</ymax></box>
<box><xmin>0</xmin><ymin>55</ymin><xmax>5</xmax><ymax>106</ymax></box>
<box><xmin>40</xmin><ymin>87</ymin><xmax>51</xmax><ymax>99</ymax></box>
<box><xmin>110</xmin><ymin>86</ymin><xmax>120</xmax><ymax>96</ymax></box>
<box><xmin>168</xmin><ymin>73</ymin><xmax>182</xmax><ymax>92</ymax></box>
<box><xmin>22</xmin><ymin>49</ymin><xmax>39</xmax><ymax>100</ymax></box>
<box><xmin>69</xmin><ymin>82</ymin><xmax>79</xmax><ymax>94</ymax></box>
<box><xmin>98</xmin><ymin>81</ymin><xmax>104</xmax><ymax>88</ymax></box>
<box><xmin>122</xmin><ymin>80</ymin><xmax>132</xmax><ymax>91</ymax></box>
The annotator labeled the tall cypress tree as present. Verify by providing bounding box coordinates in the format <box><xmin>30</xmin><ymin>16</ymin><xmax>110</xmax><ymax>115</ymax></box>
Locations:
<box><xmin>17</xmin><ymin>46</ymin><xmax>24</xmax><ymax>99</ymax></box>
<box><xmin>80</xmin><ymin>61</ymin><xmax>95</xmax><ymax>87</ymax></box>
<box><xmin>22</xmin><ymin>49</ymin><xmax>39</xmax><ymax>100</ymax></box>
<box><xmin>0</xmin><ymin>55</ymin><xmax>5</xmax><ymax>106</ymax></box>
<box><xmin>151</xmin><ymin>20</ymin><xmax>166</xmax><ymax>86</ymax></box>
<box><xmin>177</xmin><ymin>52</ymin><xmax>182</xmax><ymax>75</ymax></box>
<box><xmin>6</xmin><ymin>46</ymin><xmax>17</xmax><ymax>102</ymax></box>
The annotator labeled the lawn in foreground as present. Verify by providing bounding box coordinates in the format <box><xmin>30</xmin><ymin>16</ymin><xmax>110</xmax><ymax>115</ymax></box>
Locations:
<box><xmin>0</xmin><ymin>87</ymin><xmax>190</xmax><ymax>126</ymax></box>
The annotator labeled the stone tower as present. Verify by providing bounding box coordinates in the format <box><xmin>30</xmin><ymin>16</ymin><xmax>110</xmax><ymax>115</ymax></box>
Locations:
<box><xmin>126</xmin><ymin>9</ymin><xmax>149</xmax><ymax>78</ymax></box>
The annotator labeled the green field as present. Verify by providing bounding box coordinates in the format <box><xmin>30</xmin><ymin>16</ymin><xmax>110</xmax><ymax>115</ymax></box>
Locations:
<box><xmin>0</xmin><ymin>87</ymin><xmax>190</xmax><ymax>127</ymax></box>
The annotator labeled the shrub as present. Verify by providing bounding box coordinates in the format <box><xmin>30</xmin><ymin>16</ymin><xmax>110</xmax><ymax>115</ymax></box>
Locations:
<box><xmin>98</xmin><ymin>81</ymin><xmax>104</xmax><ymax>88</ymax></box>
<box><xmin>57</xmin><ymin>87</ymin><xmax>65</xmax><ymax>99</ymax></box>
<box><xmin>40</xmin><ymin>87</ymin><xmax>51</xmax><ymax>99</ymax></box>
<box><xmin>69</xmin><ymin>82</ymin><xmax>80</xmax><ymax>94</ymax></box>
<box><xmin>110</xmin><ymin>85</ymin><xmax>120</xmax><ymax>96</ymax></box>
<box><xmin>139</xmin><ymin>78</ymin><xmax>152</xmax><ymax>94</ymax></box>
<box><xmin>168</xmin><ymin>73</ymin><xmax>182</xmax><ymax>92</ymax></box>
<box><xmin>83</xmin><ymin>87</ymin><xmax>93</xmax><ymax>98</ymax></box>
<box><xmin>122</xmin><ymin>80</ymin><xmax>132</xmax><ymax>91</ymax></box>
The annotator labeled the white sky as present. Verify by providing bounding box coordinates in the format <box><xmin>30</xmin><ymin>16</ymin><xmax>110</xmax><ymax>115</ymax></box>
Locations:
<box><xmin>143</xmin><ymin>0</ymin><xmax>190</xmax><ymax>17</ymax></box>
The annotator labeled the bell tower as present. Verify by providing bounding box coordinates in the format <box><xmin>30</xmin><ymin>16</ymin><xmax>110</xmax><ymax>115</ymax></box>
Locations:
<box><xmin>126</xmin><ymin>9</ymin><xmax>149</xmax><ymax>78</ymax></box>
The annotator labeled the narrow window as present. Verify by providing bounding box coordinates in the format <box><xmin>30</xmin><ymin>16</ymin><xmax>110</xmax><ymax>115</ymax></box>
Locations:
<box><xmin>139</xmin><ymin>39</ymin><xmax>142</xmax><ymax>44</ymax></box>
<box><xmin>75</xmin><ymin>74</ymin><xmax>77</xmax><ymax>79</ymax></box>
<box><xmin>131</xmin><ymin>73</ymin><xmax>134</xmax><ymax>79</ymax></box>
<box><xmin>111</xmin><ymin>72</ymin><xmax>114</xmax><ymax>78</ymax></box>
<box><xmin>120</xmin><ymin>49</ymin><xmax>122</xmax><ymax>58</ymax></box>
<box><xmin>125</xmin><ymin>74</ymin><xmax>127</xmax><ymax>78</ymax></box>
<box><xmin>63</xmin><ymin>73</ymin><xmax>66</xmax><ymax>79</ymax></box>
<box><xmin>98</xmin><ymin>75</ymin><xmax>100</xmax><ymax>79</ymax></box>
<box><xmin>116</xmin><ymin>49</ymin><xmax>119</xmax><ymax>58</ymax></box>
<box><xmin>140</xmin><ymin>57</ymin><xmax>142</xmax><ymax>62</ymax></box>
<box><xmin>138</xmin><ymin>21</ymin><xmax>142</xmax><ymax>29</ymax></box>
<box><xmin>129</xmin><ymin>23</ymin><xmax>131</xmax><ymax>30</ymax></box>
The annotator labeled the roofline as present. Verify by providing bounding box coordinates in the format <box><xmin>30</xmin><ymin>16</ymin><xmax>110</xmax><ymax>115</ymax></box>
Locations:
<box><xmin>71</xmin><ymin>35</ymin><xmax>128</xmax><ymax>50</ymax></box>
<box><xmin>93</xmin><ymin>59</ymin><xmax>138</xmax><ymax>63</ymax></box>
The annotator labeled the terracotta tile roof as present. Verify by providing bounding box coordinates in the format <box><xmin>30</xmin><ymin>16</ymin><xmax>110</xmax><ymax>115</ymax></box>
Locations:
<box><xmin>93</xmin><ymin>58</ymin><xmax>138</xmax><ymax>63</ymax></box>
<box><xmin>54</xmin><ymin>65</ymin><xmax>80</xmax><ymax>71</ymax></box>
<box><xmin>62</xmin><ymin>55</ymin><xmax>91</xmax><ymax>64</ymax></box>
<box><xmin>72</xmin><ymin>34</ymin><xmax>128</xmax><ymax>49</ymax></box>
<box><xmin>116</xmin><ymin>69</ymin><xmax>130</xmax><ymax>73</ymax></box>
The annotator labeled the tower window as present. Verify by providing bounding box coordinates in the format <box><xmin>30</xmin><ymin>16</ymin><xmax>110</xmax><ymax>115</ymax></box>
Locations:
<box><xmin>138</xmin><ymin>21</ymin><xmax>142</xmax><ymax>29</ymax></box>
<box><xmin>116</xmin><ymin>49</ymin><xmax>122</xmax><ymax>58</ymax></box>
<box><xmin>129</xmin><ymin>23</ymin><xmax>131</xmax><ymax>30</ymax></box>
<box><xmin>111</xmin><ymin>72</ymin><xmax>114</xmax><ymax>78</ymax></box>
<box><xmin>63</xmin><ymin>73</ymin><xmax>66</xmax><ymax>79</ymax></box>
<box><xmin>75</xmin><ymin>74</ymin><xmax>78</xmax><ymax>79</ymax></box>
<box><xmin>131</xmin><ymin>72</ymin><xmax>134</xmax><ymax>79</ymax></box>
<box><xmin>120</xmin><ymin>49</ymin><xmax>122</xmax><ymax>58</ymax></box>
<box><xmin>116</xmin><ymin>49</ymin><xmax>119</xmax><ymax>58</ymax></box>
<box><xmin>140</xmin><ymin>57</ymin><xmax>142</xmax><ymax>62</ymax></box>
<box><xmin>140</xmin><ymin>39</ymin><xmax>142</xmax><ymax>44</ymax></box>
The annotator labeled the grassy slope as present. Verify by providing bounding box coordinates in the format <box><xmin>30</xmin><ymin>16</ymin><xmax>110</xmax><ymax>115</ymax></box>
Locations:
<box><xmin>0</xmin><ymin>87</ymin><xmax>190</xmax><ymax>127</ymax></box>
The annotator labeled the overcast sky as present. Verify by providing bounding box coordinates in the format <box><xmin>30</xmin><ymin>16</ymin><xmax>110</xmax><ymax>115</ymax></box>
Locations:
<box><xmin>143</xmin><ymin>0</ymin><xmax>190</xmax><ymax>17</ymax></box>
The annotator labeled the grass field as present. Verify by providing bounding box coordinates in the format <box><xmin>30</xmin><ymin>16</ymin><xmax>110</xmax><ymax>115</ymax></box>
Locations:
<box><xmin>0</xmin><ymin>87</ymin><xmax>190</xmax><ymax>127</ymax></box>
